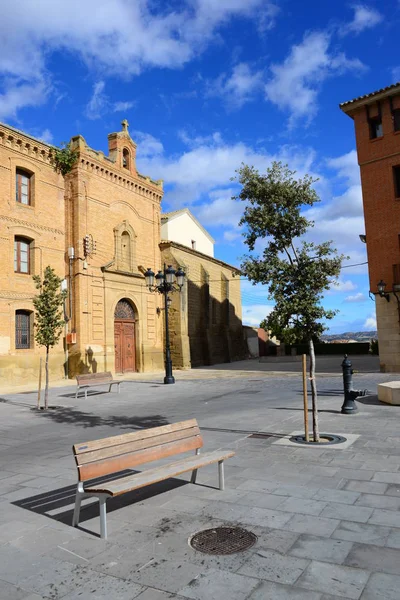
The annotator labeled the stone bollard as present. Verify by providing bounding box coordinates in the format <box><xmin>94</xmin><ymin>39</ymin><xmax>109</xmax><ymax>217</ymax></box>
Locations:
<box><xmin>341</xmin><ymin>354</ymin><xmax>367</xmax><ymax>414</ymax></box>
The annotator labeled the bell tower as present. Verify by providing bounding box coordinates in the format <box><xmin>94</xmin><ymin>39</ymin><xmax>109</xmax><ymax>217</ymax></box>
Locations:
<box><xmin>107</xmin><ymin>119</ymin><xmax>137</xmax><ymax>175</ymax></box>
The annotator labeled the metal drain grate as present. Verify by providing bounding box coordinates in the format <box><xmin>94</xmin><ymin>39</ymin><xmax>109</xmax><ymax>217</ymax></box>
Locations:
<box><xmin>189</xmin><ymin>527</ymin><xmax>257</xmax><ymax>555</ymax></box>
<box><xmin>248</xmin><ymin>433</ymin><xmax>272</xmax><ymax>439</ymax></box>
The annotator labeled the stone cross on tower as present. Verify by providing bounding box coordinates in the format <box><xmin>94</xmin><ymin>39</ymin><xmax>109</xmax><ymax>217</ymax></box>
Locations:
<box><xmin>121</xmin><ymin>119</ymin><xmax>129</xmax><ymax>133</ymax></box>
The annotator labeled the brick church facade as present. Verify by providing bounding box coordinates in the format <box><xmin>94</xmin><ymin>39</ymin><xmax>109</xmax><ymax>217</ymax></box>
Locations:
<box><xmin>0</xmin><ymin>120</ymin><xmax>245</xmax><ymax>388</ymax></box>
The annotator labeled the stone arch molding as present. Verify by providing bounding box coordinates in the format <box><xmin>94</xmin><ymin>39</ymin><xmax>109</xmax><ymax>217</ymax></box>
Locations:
<box><xmin>113</xmin><ymin>220</ymin><xmax>137</xmax><ymax>272</ymax></box>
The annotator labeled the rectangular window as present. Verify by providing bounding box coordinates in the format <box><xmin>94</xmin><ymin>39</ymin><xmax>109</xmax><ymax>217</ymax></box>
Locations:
<box><xmin>393</xmin><ymin>109</ymin><xmax>400</xmax><ymax>132</ymax></box>
<box><xmin>394</xmin><ymin>166</ymin><xmax>400</xmax><ymax>198</ymax></box>
<box><xmin>15</xmin><ymin>311</ymin><xmax>31</xmax><ymax>349</ymax></box>
<box><xmin>14</xmin><ymin>238</ymin><xmax>30</xmax><ymax>273</ymax></box>
<box><xmin>369</xmin><ymin>117</ymin><xmax>383</xmax><ymax>139</ymax></box>
<box><xmin>16</xmin><ymin>170</ymin><xmax>31</xmax><ymax>205</ymax></box>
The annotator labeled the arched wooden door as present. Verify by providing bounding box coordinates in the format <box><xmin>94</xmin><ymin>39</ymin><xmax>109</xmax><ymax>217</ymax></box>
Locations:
<box><xmin>114</xmin><ymin>299</ymin><xmax>136</xmax><ymax>373</ymax></box>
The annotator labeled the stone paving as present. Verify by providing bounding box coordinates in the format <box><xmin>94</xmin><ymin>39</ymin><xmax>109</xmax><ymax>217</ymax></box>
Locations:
<box><xmin>0</xmin><ymin>356</ymin><xmax>399</xmax><ymax>599</ymax></box>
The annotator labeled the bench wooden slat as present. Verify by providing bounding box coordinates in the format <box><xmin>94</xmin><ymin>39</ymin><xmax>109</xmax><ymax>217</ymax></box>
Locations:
<box><xmin>77</xmin><ymin>379</ymin><xmax>113</xmax><ymax>385</ymax></box>
<box><xmin>76</xmin><ymin>372</ymin><xmax>113</xmax><ymax>384</ymax></box>
<box><xmin>77</xmin><ymin>435</ymin><xmax>202</xmax><ymax>481</ymax></box>
<box><xmin>73</xmin><ymin>419</ymin><xmax>198</xmax><ymax>455</ymax></box>
<box><xmin>84</xmin><ymin>449</ymin><xmax>235</xmax><ymax>496</ymax></box>
<box><xmin>76</xmin><ymin>426</ymin><xmax>201</xmax><ymax>465</ymax></box>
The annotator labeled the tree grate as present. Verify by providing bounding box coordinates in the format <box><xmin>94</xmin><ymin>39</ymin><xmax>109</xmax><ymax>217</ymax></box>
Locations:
<box><xmin>189</xmin><ymin>527</ymin><xmax>257</xmax><ymax>555</ymax></box>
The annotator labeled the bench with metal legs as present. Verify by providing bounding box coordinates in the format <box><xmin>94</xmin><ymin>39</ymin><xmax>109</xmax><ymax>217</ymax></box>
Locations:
<box><xmin>75</xmin><ymin>372</ymin><xmax>122</xmax><ymax>400</ymax></box>
<box><xmin>71</xmin><ymin>419</ymin><xmax>234</xmax><ymax>539</ymax></box>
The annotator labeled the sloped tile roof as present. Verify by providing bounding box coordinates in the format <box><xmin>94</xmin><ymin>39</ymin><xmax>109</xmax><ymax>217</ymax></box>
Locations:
<box><xmin>340</xmin><ymin>82</ymin><xmax>400</xmax><ymax>110</ymax></box>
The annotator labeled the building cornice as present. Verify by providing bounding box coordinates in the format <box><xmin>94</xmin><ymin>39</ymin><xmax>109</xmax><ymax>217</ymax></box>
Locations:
<box><xmin>340</xmin><ymin>82</ymin><xmax>400</xmax><ymax>116</ymax></box>
<box><xmin>160</xmin><ymin>240</ymin><xmax>241</xmax><ymax>274</ymax></box>
<box><xmin>0</xmin><ymin>122</ymin><xmax>54</xmax><ymax>166</ymax></box>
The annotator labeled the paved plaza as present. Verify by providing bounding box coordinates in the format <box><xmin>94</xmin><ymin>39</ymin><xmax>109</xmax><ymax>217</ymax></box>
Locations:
<box><xmin>0</xmin><ymin>356</ymin><xmax>400</xmax><ymax>599</ymax></box>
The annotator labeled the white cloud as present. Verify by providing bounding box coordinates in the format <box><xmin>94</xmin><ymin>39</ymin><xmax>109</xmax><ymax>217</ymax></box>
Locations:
<box><xmin>0</xmin><ymin>78</ymin><xmax>50</xmax><ymax>121</ymax></box>
<box><xmin>392</xmin><ymin>66</ymin><xmax>400</xmax><ymax>83</ymax></box>
<box><xmin>326</xmin><ymin>150</ymin><xmax>360</xmax><ymax>186</ymax></box>
<box><xmin>178</xmin><ymin>130</ymin><xmax>223</xmax><ymax>149</ymax></box>
<box><xmin>37</xmin><ymin>129</ymin><xmax>53</xmax><ymax>144</ymax></box>
<box><xmin>344</xmin><ymin>292</ymin><xmax>367</xmax><ymax>303</ymax></box>
<box><xmin>194</xmin><ymin>188</ymin><xmax>243</xmax><ymax>228</ymax></box>
<box><xmin>304</xmin><ymin>148</ymin><xmax>367</xmax><ymax>275</ymax></box>
<box><xmin>206</xmin><ymin>63</ymin><xmax>263</xmax><ymax>109</ymax></box>
<box><xmin>331</xmin><ymin>280</ymin><xmax>357</xmax><ymax>292</ymax></box>
<box><xmin>136</xmin><ymin>132</ymin><xmax>367</xmax><ymax>287</ymax></box>
<box><xmin>85</xmin><ymin>81</ymin><xmax>108</xmax><ymax>120</ymax></box>
<box><xmin>0</xmin><ymin>0</ymin><xmax>274</xmax><ymax>121</ymax></box>
<box><xmin>133</xmin><ymin>131</ymin><xmax>164</xmax><ymax>158</ymax></box>
<box><xmin>223</xmin><ymin>230</ymin><xmax>242</xmax><ymax>242</ymax></box>
<box><xmin>264</xmin><ymin>31</ymin><xmax>366</xmax><ymax>127</ymax></box>
<box><xmin>113</xmin><ymin>101</ymin><xmax>135</xmax><ymax>113</ymax></box>
<box><xmin>340</xmin><ymin>5</ymin><xmax>383</xmax><ymax>36</ymax></box>
<box><xmin>242</xmin><ymin>304</ymin><xmax>274</xmax><ymax>327</ymax></box>
<box><xmin>85</xmin><ymin>81</ymin><xmax>134</xmax><ymax>120</ymax></box>
<box><xmin>364</xmin><ymin>314</ymin><xmax>377</xmax><ymax>329</ymax></box>
<box><xmin>137</xmin><ymin>130</ymin><xmax>320</xmax><ymax>208</ymax></box>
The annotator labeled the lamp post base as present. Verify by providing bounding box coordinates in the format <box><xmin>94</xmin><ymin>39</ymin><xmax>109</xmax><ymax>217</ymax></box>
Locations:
<box><xmin>341</xmin><ymin>401</ymin><xmax>358</xmax><ymax>414</ymax></box>
<box><xmin>164</xmin><ymin>375</ymin><xmax>175</xmax><ymax>385</ymax></box>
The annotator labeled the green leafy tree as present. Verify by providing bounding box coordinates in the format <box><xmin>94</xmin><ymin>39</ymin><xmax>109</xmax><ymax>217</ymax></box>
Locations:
<box><xmin>33</xmin><ymin>266</ymin><xmax>66</xmax><ymax>409</ymax></box>
<box><xmin>234</xmin><ymin>162</ymin><xmax>346</xmax><ymax>441</ymax></box>
<box><xmin>52</xmin><ymin>142</ymin><xmax>78</xmax><ymax>176</ymax></box>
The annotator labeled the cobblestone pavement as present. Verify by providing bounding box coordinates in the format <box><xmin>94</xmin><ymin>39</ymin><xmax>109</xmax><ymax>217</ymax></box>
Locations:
<box><xmin>0</xmin><ymin>356</ymin><xmax>399</xmax><ymax>599</ymax></box>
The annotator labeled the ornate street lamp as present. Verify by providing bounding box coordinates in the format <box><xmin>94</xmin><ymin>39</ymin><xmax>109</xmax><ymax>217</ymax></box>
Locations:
<box><xmin>144</xmin><ymin>263</ymin><xmax>185</xmax><ymax>384</ymax></box>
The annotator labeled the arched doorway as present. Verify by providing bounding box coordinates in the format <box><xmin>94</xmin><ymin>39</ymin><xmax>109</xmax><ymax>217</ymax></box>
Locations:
<box><xmin>114</xmin><ymin>299</ymin><xmax>137</xmax><ymax>373</ymax></box>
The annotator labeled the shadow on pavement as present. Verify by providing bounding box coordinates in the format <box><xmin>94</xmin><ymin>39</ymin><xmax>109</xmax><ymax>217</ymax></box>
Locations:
<box><xmin>12</xmin><ymin>471</ymin><xmax>189</xmax><ymax>537</ymax></box>
<box><xmin>30</xmin><ymin>407</ymin><xmax>169</xmax><ymax>429</ymax></box>
<box><xmin>200</xmin><ymin>426</ymin><xmax>286</xmax><ymax>438</ymax></box>
<box><xmin>356</xmin><ymin>394</ymin><xmax>389</xmax><ymax>406</ymax></box>
<box><xmin>277</xmin><ymin>407</ymin><xmax>341</xmax><ymax>414</ymax></box>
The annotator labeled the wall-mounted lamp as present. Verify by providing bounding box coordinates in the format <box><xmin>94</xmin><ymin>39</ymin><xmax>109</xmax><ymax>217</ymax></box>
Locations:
<box><xmin>359</xmin><ymin>234</ymin><xmax>367</xmax><ymax>244</ymax></box>
<box><xmin>377</xmin><ymin>280</ymin><xmax>390</xmax><ymax>302</ymax></box>
<box><xmin>156</xmin><ymin>296</ymin><xmax>172</xmax><ymax>315</ymax></box>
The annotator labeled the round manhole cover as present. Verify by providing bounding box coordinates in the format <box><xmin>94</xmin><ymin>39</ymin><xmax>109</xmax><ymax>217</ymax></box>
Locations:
<box><xmin>189</xmin><ymin>527</ymin><xmax>257</xmax><ymax>555</ymax></box>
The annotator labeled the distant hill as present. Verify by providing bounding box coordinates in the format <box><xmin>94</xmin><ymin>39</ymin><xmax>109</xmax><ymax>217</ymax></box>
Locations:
<box><xmin>321</xmin><ymin>331</ymin><xmax>377</xmax><ymax>343</ymax></box>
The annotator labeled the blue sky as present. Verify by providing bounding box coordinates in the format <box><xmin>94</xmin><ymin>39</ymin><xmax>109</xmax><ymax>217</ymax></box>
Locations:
<box><xmin>1</xmin><ymin>1</ymin><xmax>398</xmax><ymax>333</ymax></box>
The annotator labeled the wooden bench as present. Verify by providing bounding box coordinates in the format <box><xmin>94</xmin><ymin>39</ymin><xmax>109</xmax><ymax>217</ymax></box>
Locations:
<box><xmin>75</xmin><ymin>372</ymin><xmax>122</xmax><ymax>400</ymax></box>
<box><xmin>72</xmin><ymin>419</ymin><xmax>235</xmax><ymax>538</ymax></box>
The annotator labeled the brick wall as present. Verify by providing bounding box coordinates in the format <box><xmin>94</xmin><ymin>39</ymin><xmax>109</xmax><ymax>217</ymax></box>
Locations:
<box><xmin>0</xmin><ymin>124</ymin><xmax>66</xmax><ymax>386</ymax></box>
<box><xmin>160</xmin><ymin>241</ymin><xmax>246</xmax><ymax>368</ymax></box>
<box><xmin>345</xmin><ymin>93</ymin><xmax>400</xmax><ymax>371</ymax></box>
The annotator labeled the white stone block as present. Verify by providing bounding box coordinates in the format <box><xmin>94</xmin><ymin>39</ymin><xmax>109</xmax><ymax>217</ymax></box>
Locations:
<box><xmin>378</xmin><ymin>381</ymin><xmax>400</xmax><ymax>405</ymax></box>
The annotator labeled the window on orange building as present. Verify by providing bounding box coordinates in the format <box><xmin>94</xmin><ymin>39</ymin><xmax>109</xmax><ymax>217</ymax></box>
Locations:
<box><xmin>369</xmin><ymin>117</ymin><xmax>383</xmax><ymax>139</ymax></box>
<box><xmin>393</xmin><ymin>166</ymin><xmax>400</xmax><ymax>198</ymax></box>
<box><xmin>14</xmin><ymin>237</ymin><xmax>31</xmax><ymax>273</ymax></box>
<box><xmin>16</xmin><ymin>169</ymin><xmax>32</xmax><ymax>205</ymax></box>
<box><xmin>393</xmin><ymin>109</ymin><xmax>400</xmax><ymax>132</ymax></box>
<box><xmin>15</xmin><ymin>310</ymin><xmax>32</xmax><ymax>349</ymax></box>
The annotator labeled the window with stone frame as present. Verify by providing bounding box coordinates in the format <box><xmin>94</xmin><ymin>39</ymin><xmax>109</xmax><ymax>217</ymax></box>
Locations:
<box><xmin>16</xmin><ymin>169</ymin><xmax>32</xmax><ymax>205</ymax></box>
<box><xmin>15</xmin><ymin>310</ymin><xmax>32</xmax><ymax>349</ymax></box>
<box><xmin>114</xmin><ymin>221</ymin><xmax>136</xmax><ymax>272</ymax></box>
<box><xmin>14</xmin><ymin>237</ymin><xmax>31</xmax><ymax>274</ymax></box>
